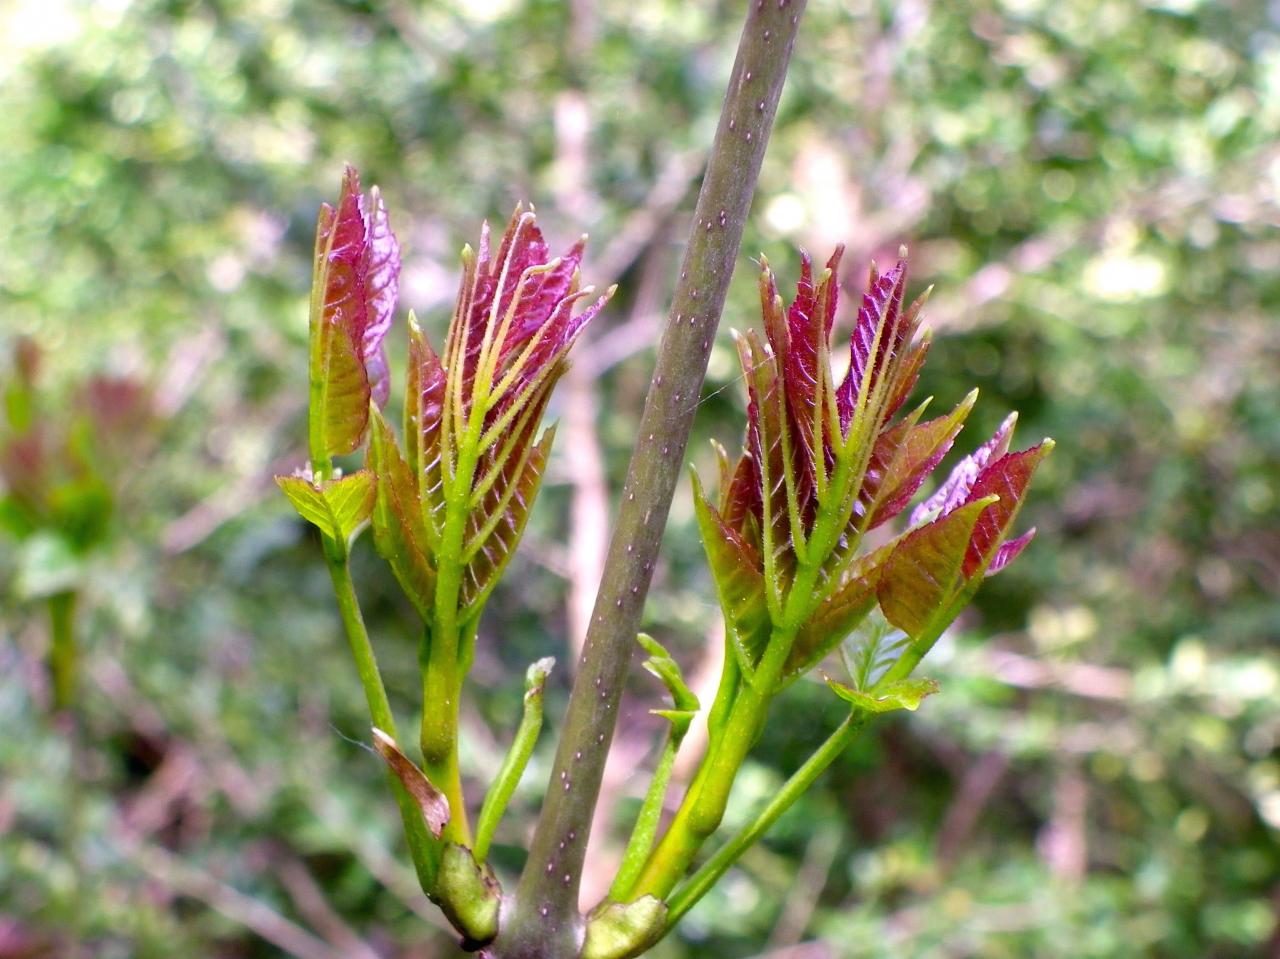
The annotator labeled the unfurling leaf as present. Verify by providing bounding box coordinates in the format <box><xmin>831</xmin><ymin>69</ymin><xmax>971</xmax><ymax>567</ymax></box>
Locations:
<box><xmin>275</xmin><ymin>470</ymin><xmax>376</xmax><ymax>548</ymax></box>
<box><xmin>367</xmin><ymin>407</ymin><xmax>436</xmax><ymax>618</ymax></box>
<box><xmin>371</xmin><ymin>727</ymin><xmax>449</xmax><ymax>839</ymax></box>
<box><xmin>637</xmin><ymin>633</ymin><xmax>700</xmax><ymax>738</ymax></box>
<box><xmin>308</xmin><ymin>166</ymin><xmax>400</xmax><ymax>461</ymax></box>
<box><xmin>692</xmin><ymin>471</ymin><xmax>770</xmax><ymax>676</ymax></box>
<box><xmin>877</xmin><ymin>496</ymin><xmax>995</xmax><ymax>637</ymax></box>
<box><xmin>962</xmin><ymin>441</ymin><xmax>1054</xmax><ymax>577</ymax></box>
<box><xmin>839</xmin><ymin>607</ymin><xmax>911</xmax><ymax>691</ymax></box>
<box><xmin>825</xmin><ymin>675</ymin><xmax>940</xmax><ymax>713</ymax></box>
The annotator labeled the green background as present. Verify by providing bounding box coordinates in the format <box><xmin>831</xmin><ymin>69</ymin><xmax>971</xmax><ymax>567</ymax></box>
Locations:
<box><xmin>2</xmin><ymin>0</ymin><xmax>1278</xmax><ymax>956</ymax></box>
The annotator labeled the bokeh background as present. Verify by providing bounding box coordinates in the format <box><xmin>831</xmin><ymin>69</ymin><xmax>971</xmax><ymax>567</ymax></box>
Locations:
<box><xmin>2</xmin><ymin>0</ymin><xmax>1279</xmax><ymax>956</ymax></box>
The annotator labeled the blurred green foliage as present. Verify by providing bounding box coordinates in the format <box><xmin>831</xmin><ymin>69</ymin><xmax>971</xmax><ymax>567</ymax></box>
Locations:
<box><xmin>2</xmin><ymin>0</ymin><xmax>1278</xmax><ymax>956</ymax></box>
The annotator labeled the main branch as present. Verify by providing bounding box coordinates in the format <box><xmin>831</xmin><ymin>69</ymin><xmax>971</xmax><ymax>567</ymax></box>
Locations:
<box><xmin>500</xmin><ymin>3</ymin><xmax>809</xmax><ymax>955</ymax></box>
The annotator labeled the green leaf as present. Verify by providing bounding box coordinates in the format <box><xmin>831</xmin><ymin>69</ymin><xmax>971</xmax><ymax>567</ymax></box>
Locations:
<box><xmin>275</xmin><ymin>470</ymin><xmax>376</xmax><ymax>547</ymax></box>
<box><xmin>366</xmin><ymin>407</ymin><xmax>437</xmax><ymax>618</ymax></box>
<box><xmin>839</xmin><ymin>607</ymin><xmax>910</xmax><ymax>691</ymax></box>
<box><xmin>825</xmin><ymin>676</ymin><xmax>940</xmax><ymax>713</ymax></box>
<box><xmin>877</xmin><ymin>496</ymin><xmax>994</xmax><ymax>637</ymax></box>
<box><xmin>692</xmin><ymin>470</ymin><xmax>770</xmax><ymax>677</ymax></box>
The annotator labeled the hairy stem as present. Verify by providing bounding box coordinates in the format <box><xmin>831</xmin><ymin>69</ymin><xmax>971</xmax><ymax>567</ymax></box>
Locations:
<box><xmin>662</xmin><ymin>712</ymin><xmax>869</xmax><ymax>931</ymax></box>
<box><xmin>502</xmin><ymin>3</ymin><xmax>809</xmax><ymax>954</ymax></box>
<box><xmin>324</xmin><ymin>541</ymin><xmax>441</xmax><ymax>892</ymax></box>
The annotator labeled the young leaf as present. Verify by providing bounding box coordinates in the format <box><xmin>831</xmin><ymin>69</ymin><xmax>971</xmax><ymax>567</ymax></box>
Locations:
<box><xmin>839</xmin><ymin>608</ymin><xmax>911</xmax><ymax>691</ymax></box>
<box><xmin>909</xmin><ymin>411</ymin><xmax>1017</xmax><ymax>527</ymax></box>
<box><xmin>308</xmin><ymin>167</ymin><xmax>400</xmax><ymax>459</ymax></box>
<box><xmin>366</xmin><ymin>407</ymin><xmax>437</xmax><ymax>619</ymax></box>
<box><xmin>856</xmin><ymin>390</ymin><xmax>976</xmax><ymax>529</ymax></box>
<box><xmin>459</xmin><ymin>424</ymin><xmax>554</xmax><ymax>618</ymax></box>
<box><xmin>637</xmin><ymin>633</ymin><xmax>700</xmax><ymax>737</ymax></box>
<box><xmin>986</xmin><ymin>526</ymin><xmax>1037</xmax><ymax>575</ymax></box>
<box><xmin>404</xmin><ymin>314</ymin><xmax>448</xmax><ymax>547</ymax></box>
<box><xmin>825</xmin><ymin>676</ymin><xmax>940</xmax><ymax>714</ymax></box>
<box><xmin>963</xmin><ymin>441</ymin><xmax>1054</xmax><ymax>577</ymax></box>
<box><xmin>877</xmin><ymin>496</ymin><xmax>994</xmax><ymax>637</ymax></box>
<box><xmin>275</xmin><ymin>470</ymin><xmax>376</xmax><ymax>547</ymax></box>
<box><xmin>692</xmin><ymin>471</ymin><xmax>770</xmax><ymax>676</ymax></box>
<box><xmin>836</xmin><ymin>259</ymin><xmax>907</xmax><ymax>435</ymax></box>
<box><xmin>781</xmin><ymin>545</ymin><xmax>889</xmax><ymax>684</ymax></box>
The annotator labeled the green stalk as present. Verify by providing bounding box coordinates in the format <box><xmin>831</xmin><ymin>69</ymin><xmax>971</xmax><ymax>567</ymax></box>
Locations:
<box><xmin>48</xmin><ymin>590</ymin><xmax>78</xmax><ymax>713</ymax></box>
<box><xmin>662</xmin><ymin>712</ymin><xmax>869</xmax><ymax>931</ymax></box>
<box><xmin>499</xmin><ymin>5</ymin><xmax>810</xmax><ymax>955</ymax></box>
<box><xmin>422</xmin><ymin>420</ymin><xmax>484</xmax><ymax>847</ymax></box>
<box><xmin>608</xmin><ymin>730</ymin><xmax>683</xmax><ymax>902</ymax></box>
<box><xmin>474</xmin><ymin>658</ymin><xmax>553</xmax><ymax>863</ymax></box>
<box><xmin>323</xmin><ymin>537</ymin><xmax>441</xmax><ymax>892</ymax></box>
<box><xmin>629</xmin><ymin>553</ymin><xmax>830</xmax><ymax>900</ymax></box>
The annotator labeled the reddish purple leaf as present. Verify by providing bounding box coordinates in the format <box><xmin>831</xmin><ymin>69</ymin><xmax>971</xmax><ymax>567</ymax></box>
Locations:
<box><xmin>856</xmin><ymin>391</ymin><xmax>976</xmax><ymax>530</ymax></box>
<box><xmin>837</xmin><ymin>259</ymin><xmax>907</xmax><ymax>432</ymax></box>
<box><xmin>405</xmin><ymin>317</ymin><xmax>447</xmax><ymax>542</ymax></box>
<box><xmin>909</xmin><ymin>411</ymin><xmax>1018</xmax><ymax>527</ymax></box>
<box><xmin>962</xmin><ymin>441</ymin><xmax>1053</xmax><ymax>577</ymax></box>
<box><xmin>460</xmin><ymin>421</ymin><xmax>554</xmax><ymax>616</ymax></box>
<box><xmin>310</xmin><ymin>166</ymin><xmax>401</xmax><ymax>457</ymax></box>
<box><xmin>986</xmin><ymin>526</ymin><xmax>1036</xmax><ymax>575</ymax></box>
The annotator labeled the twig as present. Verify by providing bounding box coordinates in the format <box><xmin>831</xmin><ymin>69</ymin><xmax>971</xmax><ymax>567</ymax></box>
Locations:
<box><xmin>275</xmin><ymin>850</ymin><xmax>383</xmax><ymax>959</ymax></box>
<box><xmin>122</xmin><ymin>839</ymin><xmax>345</xmax><ymax>959</ymax></box>
<box><xmin>935</xmin><ymin>750</ymin><xmax>1009</xmax><ymax>869</ymax></box>
<box><xmin>766</xmin><ymin>820</ymin><xmax>840</xmax><ymax>949</ymax></box>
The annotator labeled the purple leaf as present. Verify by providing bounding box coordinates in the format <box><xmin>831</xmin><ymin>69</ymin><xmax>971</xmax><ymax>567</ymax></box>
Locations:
<box><xmin>309</xmin><ymin>166</ymin><xmax>401</xmax><ymax>457</ymax></box>
<box><xmin>962</xmin><ymin>441</ymin><xmax>1053</xmax><ymax>578</ymax></box>
<box><xmin>986</xmin><ymin>526</ymin><xmax>1037</xmax><ymax>576</ymax></box>
<box><xmin>837</xmin><ymin>259</ymin><xmax>907</xmax><ymax>433</ymax></box>
<box><xmin>909</xmin><ymin>412</ymin><xmax>1017</xmax><ymax>527</ymax></box>
<box><xmin>856</xmin><ymin>391</ymin><xmax>976</xmax><ymax>529</ymax></box>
